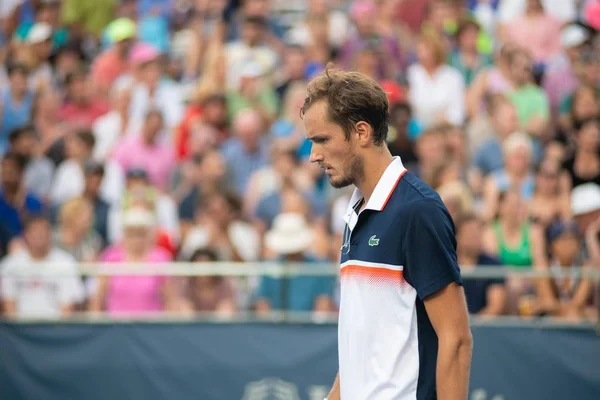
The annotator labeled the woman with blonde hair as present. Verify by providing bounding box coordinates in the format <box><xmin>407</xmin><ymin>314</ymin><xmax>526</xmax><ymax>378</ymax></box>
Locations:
<box><xmin>53</xmin><ymin>196</ymin><xmax>103</xmax><ymax>262</ymax></box>
<box><xmin>407</xmin><ymin>31</ymin><xmax>465</xmax><ymax>128</ymax></box>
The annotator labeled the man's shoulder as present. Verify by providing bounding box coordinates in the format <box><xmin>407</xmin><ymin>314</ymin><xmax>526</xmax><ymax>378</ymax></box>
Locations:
<box><xmin>393</xmin><ymin>172</ymin><xmax>444</xmax><ymax>210</ymax></box>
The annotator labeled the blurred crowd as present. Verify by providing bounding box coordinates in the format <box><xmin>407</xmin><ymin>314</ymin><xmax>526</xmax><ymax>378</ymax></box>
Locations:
<box><xmin>0</xmin><ymin>0</ymin><xmax>599</xmax><ymax>321</ymax></box>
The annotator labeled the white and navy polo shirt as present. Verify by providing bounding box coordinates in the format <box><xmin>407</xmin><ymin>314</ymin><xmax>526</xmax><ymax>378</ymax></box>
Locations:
<box><xmin>338</xmin><ymin>157</ymin><xmax>462</xmax><ymax>400</ymax></box>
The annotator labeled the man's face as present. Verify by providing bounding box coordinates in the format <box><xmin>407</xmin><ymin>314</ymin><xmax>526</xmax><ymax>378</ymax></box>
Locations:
<box><xmin>10</xmin><ymin>71</ymin><xmax>28</xmax><ymax>94</ymax></box>
<box><xmin>201</xmin><ymin>151</ymin><xmax>226</xmax><ymax>182</ymax></box>
<box><xmin>242</xmin><ymin>22</ymin><xmax>263</xmax><ymax>46</ymax></box>
<box><xmin>285</xmin><ymin>48</ymin><xmax>306</xmax><ymax>80</ymax></box>
<box><xmin>457</xmin><ymin>220</ymin><xmax>482</xmax><ymax>256</ymax></box>
<box><xmin>304</xmin><ymin>100</ymin><xmax>363</xmax><ymax>189</ymax></box>
<box><xmin>24</xmin><ymin>220</ymin><xmax>51</xmax><ymax>255</ymax></box>
<box><xmin>13</xmin><ymin>133</ymin><xmax>36</xmax><ymax>156</ymax></box>
<box><xmin>1</xmin><ymin>159</ymin><xmax>22</xmax><ymax>190</ymax></box>
<box><xmin>85</xmin><ymin>172</ymin><xmax>104</xmax><ymax>195</ymax></box>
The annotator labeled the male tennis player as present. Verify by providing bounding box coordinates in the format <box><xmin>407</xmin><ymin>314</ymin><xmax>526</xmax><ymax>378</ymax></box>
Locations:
<box><xmin>302</xmin><ymin>67</ymin><xmax>472</xmax><ymax>400</ymax></box>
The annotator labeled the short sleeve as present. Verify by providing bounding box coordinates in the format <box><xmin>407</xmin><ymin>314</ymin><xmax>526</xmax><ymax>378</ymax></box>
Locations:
<box><xmin>402</xmin><ymin>199</ymin><xmax>462</xmax><ymax>300</ymax></box>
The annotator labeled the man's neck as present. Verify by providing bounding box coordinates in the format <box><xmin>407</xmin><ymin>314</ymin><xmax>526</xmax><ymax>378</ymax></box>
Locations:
<box><xmin>355</xmin><ymin>147</ymin><xmax>394</xmax><ymax>205</ymax></box>
<box><xmin>29</xmin><ymin>249</ymin><xmax>49</xmax><ymax>261</ymax></box>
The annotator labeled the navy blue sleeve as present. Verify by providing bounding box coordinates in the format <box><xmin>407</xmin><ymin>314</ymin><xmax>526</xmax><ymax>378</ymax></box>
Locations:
<box><xmin>402</xmin><ymin>199</ymin><xmax>462</xmax><ymax>300</ymax></box>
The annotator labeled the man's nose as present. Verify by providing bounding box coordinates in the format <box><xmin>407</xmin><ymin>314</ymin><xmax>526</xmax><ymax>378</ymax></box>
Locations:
<box><xmin>309</xmin><ymin>146</ymin><xmax>322</xmax><ymax>164</ymax></box>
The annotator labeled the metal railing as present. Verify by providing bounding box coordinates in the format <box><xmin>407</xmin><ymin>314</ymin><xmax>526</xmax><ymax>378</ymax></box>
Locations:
<box><xmin>2</xmin><ymin>261</ymin><xmax>600</xmax><ymax>278</ymax></box>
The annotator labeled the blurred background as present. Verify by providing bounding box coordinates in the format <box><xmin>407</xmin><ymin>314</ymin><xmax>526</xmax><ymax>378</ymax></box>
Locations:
<box><xmin>0</xmin><ymin>0</ymin><xmax>599</xmax><ymax>399</ymax></box>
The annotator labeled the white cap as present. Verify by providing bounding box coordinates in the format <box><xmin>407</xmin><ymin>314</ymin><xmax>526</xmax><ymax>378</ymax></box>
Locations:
<box><xmin>27</xmin><ymin>22</ymin><xmax>53</xmax><ymax>44</ymax></box>
<box><xmin>560</xmin><ymin>25</ymin><xmax>589</xmax><ymax>49</ymax></box>
<box><xmin>571</xmin><ymin>183</ymin><xmax>600</xmax><ymax>216</ymax></box>
<box><xmin>503</xmin><ymin>131</ymin><xmax>533</xmax><ymax>155</ymax></box>
<box><xmin>122</xmin><ymin>207</ymin><xmax>156</xmax><ymax>228</ymax></box>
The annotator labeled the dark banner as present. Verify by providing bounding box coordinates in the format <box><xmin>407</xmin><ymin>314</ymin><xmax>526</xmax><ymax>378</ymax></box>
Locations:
<box><xmin>0</xmin><ymin>323</ymin><xmax>598</xmax><ymax>400</ymax></box>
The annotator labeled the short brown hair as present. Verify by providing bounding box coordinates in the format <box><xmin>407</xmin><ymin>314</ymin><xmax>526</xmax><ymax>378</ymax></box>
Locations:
<box><xmin>417</xmin><ymin>32</ymin><xmax>447</xmax><ymax>68</ymax></box>
<box><xmin>300</xmin><ymin>65</ymin><xmax>389</xmax><ymax>145</ymax></box>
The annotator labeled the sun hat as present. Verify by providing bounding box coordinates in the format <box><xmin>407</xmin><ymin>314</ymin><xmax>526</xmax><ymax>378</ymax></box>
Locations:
<box><xmin>571</xmin><ymin>183</ymin><xmax>600</xmax><ymax>216</ymax></box>
<box><xmin>265</xmin><ymin>213</ymin><xmax>314</xmax><ymax>255</ymax></box>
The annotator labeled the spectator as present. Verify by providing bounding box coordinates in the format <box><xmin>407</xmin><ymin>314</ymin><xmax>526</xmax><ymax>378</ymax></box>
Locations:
<box><xmin>561</xmin><ymin>117</ymin><xmax>600</xmax><ymax>191</ymax></box>
<box><xmin>108</xmin><ymin>167</ymin><xmax>180</xmax><ymax>247</ymax></box>
<box><xmin>255</xmin><ymin>212</ymin><xmax>335</xmax><ymax>314</ymax></box>
<box><xmin>82</xmin><ymin>161</ymin><xmax>110</xmax><ymax>247</ymax></box>
<box><xmin>91</xmin><ymin>84</ymin><xmax>137</xmax><ymax>162</ymax></box>
<box><xmin>8</xmin><ymin>125</ymin><xmax>54</xmax><ymax>201</ymax></box>
<box><xmin>472</xmin><ymin>95</ymin><xmax>531</xmax><ymax>176</ymax></box>
<box><xmin>482</xmin><ymin>188</ymin><xmax>541</xmax><ymax>269</ymax></box>
<box><xmin>537</xmin><ymin>220</ymin><xmax>595</xmax><ymax>319</ymax></box>
<box><xmin>501</xmin><ymin>0</ymin><xmax>562</xmax><ymax>65</ymax></box>
<box><xmin>571</xmin><ymin>183</ymin><xmax>600</xmax><ymax>262</ymax></box>
<box><xmin>89</xmin><ymin>207</ymin><xmax>178</xmax><ymax>316</ymax></box>
<box><xmin>456</xmin><ymin>214</ymin><xmax>506</xmax><ymax>316</ymax></box>
<box><xmin>225</xmin><ymin>16</ymin><xmax>278</xmax><ymax>91</ymax></box>
<box><xmin>112</xmin><ymin>109</ymin><xmax>176</xmax><ymax>191</ymax></box>
<box><xmin>543</xmin><ymin>23</ymin><xmax>591</xmax><ymax>113</ymax></box>
<box><xmin>176</xmin><ymin>149</ymin><xmax>228</xmax><ymax>234</ymax></box>
<box><xmin>245</xmin><ymin>146</ymin><xmax>314</xmax><ymax>217</ymax></box>
<box><xmin>221</xmin><ymin>108</ymin><xmax>269</xmax><ymax>196</ymax></box>
<box><xmin>339</xmin><ymin>0</ymin><xmax>405</xmax><ymax>80</ymax></box>
<box><xmin>50</xmin><ymin>129</ymin><xmax>124</xmax><ymax>206</ymax></box>
<box><xmin>58</xmin><ymin>70</ymin><xmax>110</xmax><ymax>130</ymax></box>
<box><xmin>0</xmin><ymin>215</ymin><xmax>84</xmax><ymax>318</ymax></box>
<box><xmin>466</xmin><ymin>42</ymin><xmax>517</xmax><ymax>117</ymax></box>
<box><xmin>408</xmin><ymin>31</ymin><xmax>465</xmax><ymax>128</ymax></box>
<box><xmin>505</xmin><ymin>48</ymin><xmax>550</xmax><ymax>138</ymax></box>
<box><xmin>226</xmin><ymin>61</ymin><xmax>278</xmax><ymax>123</ymax></box>
<box><xmin>481</xmin><ymin>132</ymin><xmax>535</xmax><ymax>221</ymax></box>
<box><xmin>180</xmin><ymin>190</ymin><xmax>260</xmax><ymax>263</ymax></box>
<box><xmin>91</xmin><ymin>17</ymin><xmax>136</xmax><ymax>92</ymax></box>
<box><xmin>179</xmin><ymin>248</ymin><xmax>238</xmax><ymax>316</ymax></box>
<box><xmin>0</xmin><ymin>152</ymin><xmax>44</xmax><ymax>252</ymax></box>
<box><xmin>449</xmin><ymin>18</ymin><xmax>493</xmax><ymax>86</ymax></box>
<box><xmin>529</xmin><ymin>159</ymin><xmax>571</xmax><ymax>228</ymax></box>
<box><xmin>0</xmin><ymin>63</ymin><xmax>34</xmax><ymax>154</ymax></box>
<box><xmin>53</xmin><ymin>196</ymin><xmax>102</xmax><ymax>262</ymax></box>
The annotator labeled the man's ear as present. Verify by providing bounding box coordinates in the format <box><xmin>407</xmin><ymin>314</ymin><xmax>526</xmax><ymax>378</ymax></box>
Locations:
<box><xmin>354</xmin><ymin>121</ymin><xmax>373</xmax><ymax>147</ymax></box>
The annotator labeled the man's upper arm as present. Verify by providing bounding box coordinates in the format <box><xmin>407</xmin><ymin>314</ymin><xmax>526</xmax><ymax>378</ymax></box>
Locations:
<box><xmin>424</xmin><ymin>282</ymin><xmax>471</xmax><ymax>338</ymax></box>
<box><xmin>403</xmin><ymin>199</ymin><xmax>462</xmax><ymax>301</ymax></box>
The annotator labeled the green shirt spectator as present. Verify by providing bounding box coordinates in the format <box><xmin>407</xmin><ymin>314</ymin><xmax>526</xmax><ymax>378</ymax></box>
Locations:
<box><xmin>508</xmin><ymin>84</ymin><xmax>550</xmax><ymax>127</ymax></box>
<box><xmin>61</xmin><ymin>0</ymin><xmax>117</xmax><ymax>37</ymax></box>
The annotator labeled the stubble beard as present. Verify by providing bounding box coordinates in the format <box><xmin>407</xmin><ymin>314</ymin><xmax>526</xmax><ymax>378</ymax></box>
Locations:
<box><xmin>330</xmin><ymin>152</ymin><xmax>364</xmax><ymax>189</ymax></box>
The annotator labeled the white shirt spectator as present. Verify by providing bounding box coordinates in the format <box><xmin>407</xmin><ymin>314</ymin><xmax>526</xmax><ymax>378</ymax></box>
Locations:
<box><xmin>127</xmin><ymin>80</ymin><xmax>185</xmax><ymax>132</ymax></box>
<box><xmin>285</xmin><ymin>10</ymin><xmax>350</xmax><ymax>48</ymax></box>
<box><xmin>407</xmin><ymin>64</ymin><xmax>466</xmax><ymax>128</ymax></box>
<box><xmin>498</xmin><ymin>0</ymin><xmax>576</xmax><ymax>23</ymax></box>
<box><xmin>180</xmin><ymin>221</ymin><xmax>260</xmax><ymax>262</ymax></box>
<box><xmin>225</xmin><ymin>42</ymin><xmax>278</xmax><ymax>91</ymax></box>
<box><xmin>50</xmin><ymin>159</ymin><xmax>125</xmax><ymax>206</ymax></box>
<box><xmin>92</xmin><ymin>111</ymin><xmax>141</xmax><ymax>161</ymax></box>
<box><xmin>0</xmin><ymin>248</ymin><xmax>84</xmax><ymax>318</ymax></box>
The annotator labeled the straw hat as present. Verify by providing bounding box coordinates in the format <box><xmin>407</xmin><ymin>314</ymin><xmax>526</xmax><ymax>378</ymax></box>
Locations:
<box><xmin>264</xmin><ymin>213</ymin><xmax>314</xmax><ymax>255</ymax></box>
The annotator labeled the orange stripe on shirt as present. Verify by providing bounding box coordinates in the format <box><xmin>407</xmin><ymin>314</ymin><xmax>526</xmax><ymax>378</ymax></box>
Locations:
<box><xmin>340</xmin><ymin>265</ymin><xmax>404</xmax><ymax>280</ymax></box>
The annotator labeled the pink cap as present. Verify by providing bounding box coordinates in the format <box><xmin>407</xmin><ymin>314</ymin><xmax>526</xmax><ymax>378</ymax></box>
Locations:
<box><xmin>350</xmin><ymin>1</ymin><xmax>377</xmax><ymax>20</ymax></box>
<box><xmin>129</xmin><ymin>42</ymin><xmax>160</xmax><ymax>65</ymax></box>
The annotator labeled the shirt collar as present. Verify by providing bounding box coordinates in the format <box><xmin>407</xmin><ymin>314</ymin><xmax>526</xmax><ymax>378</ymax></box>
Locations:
<box><xmin>343</xmin><ymin>156</ymin><xmax>407</xmax><ymax>225</ymax></box>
